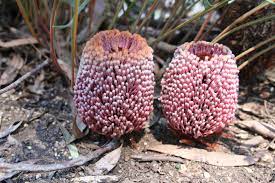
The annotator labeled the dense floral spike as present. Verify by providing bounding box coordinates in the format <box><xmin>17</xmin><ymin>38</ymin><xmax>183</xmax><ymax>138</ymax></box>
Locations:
<box><xmin>161</xmin><ymin>41</ymin><xmax>239</xmax><ymax>139</ymax></box>
<box><xmin>74</xmin><ymin>30</ymin><xmax>154</xmax><ymax>138</ymax></box>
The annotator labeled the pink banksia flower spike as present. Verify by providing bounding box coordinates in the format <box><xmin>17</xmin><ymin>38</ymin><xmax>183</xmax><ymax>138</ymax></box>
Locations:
<box><xmin>161</xmin><ymin>41</ymin><xmax>239</xmax><ymax>139</ymax></box>
<box><xmin>74</xmin><ymin>30</ymin><xmax>155</xmax><ymax>138</ymax></box>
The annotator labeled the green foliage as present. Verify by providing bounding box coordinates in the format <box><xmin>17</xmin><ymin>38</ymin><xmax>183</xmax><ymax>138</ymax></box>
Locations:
<box><xmin>54</xmin><ymin>0</ymin><xmax>90</xmax><ymax>29</ymax></box>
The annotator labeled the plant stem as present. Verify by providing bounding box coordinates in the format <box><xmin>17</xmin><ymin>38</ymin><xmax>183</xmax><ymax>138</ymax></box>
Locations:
<box><xmin>131</xmin><ymin>0</ymin><xmax>149</xmax><ymax>32</ymax></box>
<box><xmin>159</xmin><ymin>0</ymin><xmax>183</xmax><ymax>36</ymax></box>
<box><xmin>166</xmin><ymin>0</ymin><xmax>200</xmax><ymax>42</ymax></box>
<box><xmin>50</xmin><ymin>0</ymin><xmax>62</xmax><ymax>72</ymax></box>
<box><xmin>88</xmin><ymin>0</ymin><xmax>96</xmax><ymax>35</ymax></box>
<box><xmin>71</xmin><ymin>0</ymin><xmax>80</xmax><ymax>88</ymax></box>
<box><xmin>236</xmin><ymin>35</ymin><xmax>275</xmax><ymax>60</ymax></box>
<box><xmin>166</xmin><ymin>0</ymin><xmax>199</xmax><ymax>33</ymax></box>
<box><xmin>212</xmin><ymin>14</ymin><xmax>275</xmax><ymax>43</ymax></box>
<box><xmin>108</xmin><ymin>0</ymin><xmax>124</xmax><ymax>29</ymax></box>
<box><xmin>151</xmin><ymin>0</ymin><xmax>230</xmax><ymax>45</ymax></box>
<box><xmin>15</xmin><ymin>0</ymin><xmax>40</xmax><ymax>44</ymax></box>
<box><xmin>215</xmin><ymin>1</ymin><xmax>270</xmax><ymax>41</ymax></box>
<box><xmin>194</xmin><ymin>12</ymin><xmax>212</xmax><ymax>41</ymax></box>
<box><xmin>136</xmin><ymin>0</ymin><xmax>160</xmax><ymax>33</ymax></box>
<box><xmin>238</xmin><ymin>43</ymin><xmax>275</xmax><ymax>70</ymax></box>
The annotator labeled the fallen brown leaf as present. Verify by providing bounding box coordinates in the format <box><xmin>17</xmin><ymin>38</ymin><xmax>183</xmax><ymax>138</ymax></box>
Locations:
<box><xmin>0</xmin><ymin>54</ymin><xmax>24</xmax><ymax>86</ymax></box>
<box><xmin>89</xmin><ymin>145</ymin><xmax>122</xmax><ymax>175</ymax></box>
<box><xmin>148</xmin><ymin>144</ymin><xmax>257</xmax><ymax>167</ymax></box>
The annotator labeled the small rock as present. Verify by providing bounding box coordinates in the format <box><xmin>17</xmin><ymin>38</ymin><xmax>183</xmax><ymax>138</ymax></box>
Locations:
<box><xmin>203</xmin><ymin>172</ymin><xmax>210</xmax><ymax>179</ymax></box>
<box><xmin>268</xmin><ymin>141</ymin><xmax>275</xmax><ymax>150</ymax></box>
<box><xmin>151</xmin><ymin>163</ymin><xmax>159</xmax><ymax>172</ymax></box>
<box><xmin>36</xmin><ymin>174</ymin><xmax>41</xmax><ymax>179</ymax></box>
<box><xmin>260</xmin><ymin>153</ymin><xmax>273</xmax><ymax>163</ymax></box>
<box><xmin>27</xmin><ymin>146</ymin><xmax>32</xmax><ymax>150</ymax></box>
<box><xmin>178</xmin><ymin>164</ymin><xmax>187</xmax><ymax>174</ymax></box>
<box><xmin>244</xmin><ymin>167</ymin><xmax>253</xmax><ymax>173</ymax></box>
<box><xmin>130</xmin><ymin>160</ymin><xmax>135</xmax><ymax>166</ymax></box>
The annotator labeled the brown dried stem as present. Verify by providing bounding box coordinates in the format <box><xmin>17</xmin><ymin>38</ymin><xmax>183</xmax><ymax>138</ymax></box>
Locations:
<box><xmin>194</xmin><ymin>12</ymin><xmax>212</xmax><ymax>42</ymax></box>
<box><xmin>236</xmin><ymin>35</ymin><xmax>275</xmax><ymax>60</ymax></box>
<box><xmin>214</xmin><ymin>1</ymin><xmax>270</xmax><ymax>41</ymax></box>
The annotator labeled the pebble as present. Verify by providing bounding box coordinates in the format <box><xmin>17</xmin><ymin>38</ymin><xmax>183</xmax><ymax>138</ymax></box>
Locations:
<box><xmin>261</xmin><ymin>153</ymin><xmax>273</xmax><ymax>162</ymax></box>
<box><xmin>36</xmin><ymin>174</ymin><xmax>41</xmax><ymax>179</ymax></box>
<box><xmin>244</xmin><ymin>167</ymin><xmax>253</xmax><ymax>173</ymax></box>
<box><xmin>203</xmin><ymin>172</ymin><xmax>210</xmax><ymax>179</ymax></box>
<box><xmin>27</xmin><ymin>146</ymin><xmax>32</xmax><ymax>150</ymax></box>
<box><xmin>268</xmin><ymin>141</ymin><xmax>275</xmax><ymax>150</ymax></box>
<box><xmin>178</xmin><ymin>164</ymin><xmax>187</xmax><ymax>174</ymax></box>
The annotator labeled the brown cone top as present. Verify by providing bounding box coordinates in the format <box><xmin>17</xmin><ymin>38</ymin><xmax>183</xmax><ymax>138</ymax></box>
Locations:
<box><xmin>82</xmin><ymin>29</ymin><xmax>153</xmax><ymax>62</ymax></box>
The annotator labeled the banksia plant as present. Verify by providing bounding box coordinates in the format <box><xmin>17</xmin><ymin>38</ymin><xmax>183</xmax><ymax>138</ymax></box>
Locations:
<box><xmin>74</xmin><ymin>30</ymin><xmax>155</xmax><ymax>138</ymax></box>
<box><xmin>161</xmin><ymin>41</ymin><xmax>239</xmax><ymax>139</ymax></box>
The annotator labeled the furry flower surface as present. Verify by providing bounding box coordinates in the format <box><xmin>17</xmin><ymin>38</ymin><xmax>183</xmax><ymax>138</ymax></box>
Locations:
<box><xmin>74</xmin><ymin>30</ymin><xmax>154</xmax><ymax>138</ymax></box>
<box><xmin>161</xmin><ymin>41</ymin><xmax>239</xmax><ymax>139</ymax></box>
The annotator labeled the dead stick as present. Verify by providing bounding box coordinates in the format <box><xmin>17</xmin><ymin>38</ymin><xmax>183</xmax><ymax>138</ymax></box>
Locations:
<box><xmin>0</xmin><ymin>59</ymin><xmax>49</xmax><ymax>95</ymax></box>
<box><xmin>148</xmin><ymin>38</ymin><xmax>177</xmax><ymax>53</ymax></box>
<box><xmin>132</xmin><ymin>154</ymin><xmax>185</xmax><ymax>163</ymax></box>
<box><xmin>194</xmin><ymin>12</ymin><xmax>212</xmax><ymax>42</ymax></box>
<box><xmin>0</xmin><ymin>140</ymin><xmax>117</xmax><ymax>174</ymax></box>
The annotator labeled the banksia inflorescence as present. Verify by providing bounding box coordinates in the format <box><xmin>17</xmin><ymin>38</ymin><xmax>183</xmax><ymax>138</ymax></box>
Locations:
<box><xmin>161</xmin><ymin>41</ymin><xmax>239</xmax><ymax>139</ymax></box>
<box><xmin>74</xmin><ymin>30</ymin><xmax>154</xmax><ymax>138</ymax></box>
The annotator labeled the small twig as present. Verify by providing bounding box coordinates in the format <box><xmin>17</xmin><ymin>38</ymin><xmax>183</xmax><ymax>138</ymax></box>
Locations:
<box><xmin>71</xmin><ymin>0</ymin><xmax>80</xmax><ymax>89</ymax></box>
<box><xmin>132</xmin><ymin>154</ymin><xmax>185</xmax><ymax>163</ymax></box>
<box><xmin>148</xmin><ymin>37</ymin><xmax>177</xmax><ymax>53</ymax></box>
<box><xmin>238</xmin><ymin>43</ymin><xmax>275</xmax><ymax>70</ymax></box>
<box><xmin>236</xmin><ymin>120</ymin><xmax>275</xmax><ymax>139</ymax></box>
<box><xmin>0</xmin><ymin>140</ymin><xmax>118</xmax><ymax>179</ymax></box>
<box><xmin>49</xmin><ymin>0</ymin><xmax>62</xmax><ymax>73</ymax></box>
<box><xmin>212</xmin><ymin>14</ymin><xmax>275</xmax><ymax>43</ymax></box>
<box><xmin>154</xmin><ymin>55</ymin><xmax>166</xmax><ymax>66</ymax></box>
<box><xmin>72</xmin><ymin>175</ymin><xmax>119</xmax><ymax>183</ymax></box>
<box><xmin>87</xmin><ymin>0</ymin><xmax>96</xmax><ymax>35</ymax></box>
<box><xmin>136</xmin><ymin>0</ymin><xmax>160</xmax><ymax>33</ymax></box>
<box><xmin>15</xmin><ymin>0</ymin><xmax>41</xmax><ymax>45</ymax></box>
<box><xmin>194</xmin><ymin>12</ymin><xmax>212</xmax><ymax>42</ymax></box>
<box><xmin>152</xmin><ymin>0</ymin><xmax>230</xmax><ymax>44</ymax></box>
<box><xmin>0</xmin><ymin>59</ymin><xmax>49</xmax><ymax>95</ymax></box>
<box><xmin>236</xmin><ymin>35</ymin><xmax>275</xmax><ymax>60</ymax></box>
<box><xmin>166</xmin><ymin>0</ymin><xmax>200</xmax><ymax>42</ymax></box>
<box><xmin>215</xmin><ymin>2</ymin><xmax>270</xmax><ymax>41</ymax></box>
<box><xmin>158</xmin><ymin>0</ymin><xmax>182</xmax><ymax>37</ymax></box>
<box><xmin>180</xmin><ymin>19</ymin><xmax>201</xmax><ymax>44</ymax></box>
<box><xmin>131</xmin><ymin>0</ymin><xmax>149</xmax><ymax>32</ymax></box>
<box><xmin>108</xmin><ymin>0</ymin><xmax>124</xmax><ymax>29</ymax></box>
